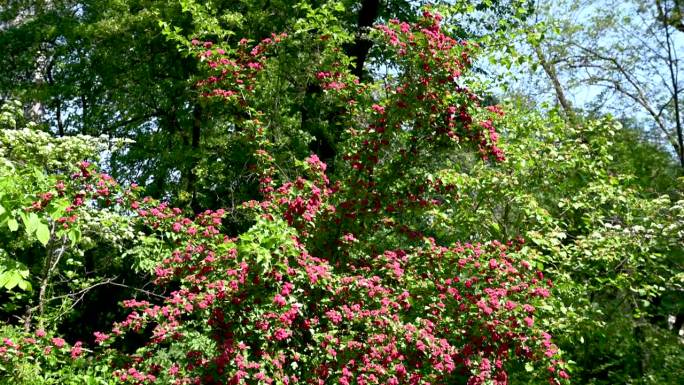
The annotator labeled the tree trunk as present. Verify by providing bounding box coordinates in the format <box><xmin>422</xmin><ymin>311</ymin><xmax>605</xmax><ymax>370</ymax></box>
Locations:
<box><xmin>533</xmin><ymin>44</ymin><xmax>578</xmax><ymax>125</ymax></box>
<box><xmin>187</xmin><ymin>103</ymin><xmax>202</xmax><ymax>213</ymax></box>
<box><xmin>663</xmin><ymin>15</ymin><xmax>684</xmax><ymax>169</ymax></box>
<box><xmin>302</xmin><ymin>0</ymin><xmax>382</xmax><ymax>166</ymax></box>
<box><xmin>345</xmin><ymin>0</ymin><xmax>381</xmax><ymax>79</ymax></box>
<box><xmin>24</xmin><ymin>228</ymin><xmax>64</xmax><ymax>331</ymax></box>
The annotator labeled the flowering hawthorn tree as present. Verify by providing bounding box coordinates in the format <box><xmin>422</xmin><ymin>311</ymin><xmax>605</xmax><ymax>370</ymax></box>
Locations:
<box><xmin>1</xmin><ymin>11</ymin><xmax>569</xmax><ymax>385</ymax></box>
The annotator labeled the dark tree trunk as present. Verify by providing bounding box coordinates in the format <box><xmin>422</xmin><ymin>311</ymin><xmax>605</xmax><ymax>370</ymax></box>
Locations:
<box><xmin>188</xmin><ymin>103</ymin><xmax>202</xmax><ymax>214</ymax></box>
<box><xmin>346</xmin><ymin>0</ymin><xmax>381</xmax><ymax>79</ymax></box>
<box><xmin>302</xmin><ymin>0</ymin><xmax>382</xmax><ymax>167</ymax></box>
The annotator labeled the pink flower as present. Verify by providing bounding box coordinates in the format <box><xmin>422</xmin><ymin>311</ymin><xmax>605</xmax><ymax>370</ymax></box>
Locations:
<box><xmin>281</xmin><ymin>282</ymin><xmax>294</xmax><ymax>296</ymax></box>
<box><xmin>486</xmin><ymin>105</ymin><xmax>505</xmax><ymax>116</ymax></box>
<box><xmin>489</xmin><ymin>259</ymin><xmax>498</xmax><ymax>269</ymax></box>
<box><xmin>533</xmin><ymin>287</ymin><xmax>550</xmax><ymax>298</ymax></box>
<box><xmin>305</xmin><ymin>154</ymin><xmax>327</xmax><ymax>171</ymax></box>
<box><xmin>247</xmin><ymin>62</ymin><xmax>263</xmax><ymax>70</ymax></box>
<box><xmin>52</xmin><ymin>337</ymin><xmax>65</xmax><ymax>348</ymax></box>
<box><xmin>94</xmin><ymin>331</ymin><xmax>109</xmax><ymax>344</ymax></box>
<box><xmin>325</xmin><ymin>310</ymin><xmax>342</xmax><ymax>324</ymax></box>
<box><xmin>273</xmin><ymin>328</ymin><xmax>292</xmax><ymax>341</ymax></box>
<box><xmin>36</xmin><ymin>329</ymin><xmax>46</xmax><ymax>338</ymax></box>
<box><xmin>70</xmin><ymin>341</ymin><xmax>83</xmax><ymax>358</ymax></box>
<box><xmin>545</xmin><ymin>344</ymin><xmax>559</xmax><ymax>357</ymax></box>
<box><xmin>324</xmin><ymin>81</ymin><xmax>345</xmax><ymax>90</ymax></box>
<box><xmin>480</xmin><ymin>358</ymin><xmax>491</xmax><ymax>372</ymax></box>
<box><xmin>2</xmin><ymin>338</ymin><xmax>16</xmax><ymax>348</ymax></box>
<box><xmin>524</xmin><ymin>316</ymin><xmax>534</xmax><ymax>327</ymax></box>
<box><xmin>342</xmin><ymin>233</ymin><xmax>357</xmax><ymax>243</ymax></box>
<box><xmin>273</xmin><ymin>294</ymin><xmax>287</xmax><ymax>307</ymax></box>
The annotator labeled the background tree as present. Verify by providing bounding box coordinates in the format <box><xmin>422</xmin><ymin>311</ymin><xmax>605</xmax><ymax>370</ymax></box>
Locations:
<box><xmin>0</xmin><ymin>0</ymin><xmax>533</xmax><ymax>217</ymax></box>
<box><xmin>515</xmin><ymin>0</ymin><xmax>684</xmax><ymax>168</ymax></box>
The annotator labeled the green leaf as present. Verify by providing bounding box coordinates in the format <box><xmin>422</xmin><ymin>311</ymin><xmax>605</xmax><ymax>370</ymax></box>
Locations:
<box><xmin>17</xmin><ymin>279</ymin><xmax>31</xmax><ymax>291</ymax></box>
<box><xmin>36</xmin><ymin>222</ymin><xmax>51</xmax><ymax>246</ymax></box>
<box><xmin>7</xmin><ymin>218</ymin><xmax>18</xmax><ymax>231</ymax></box>
<box><xmin>68</xmin><ymin>227</ymin><xmax>81</xmax><ymax>245</ymax></box>
<box><xmin>2</xmin><ymin>271</ymin><xmax>21</xmax><ymax>290</ymax></box>
<box><xmin>21</xmin><ymin>212</ymin><xmax>40</xmax><ymax>234</ymax></box>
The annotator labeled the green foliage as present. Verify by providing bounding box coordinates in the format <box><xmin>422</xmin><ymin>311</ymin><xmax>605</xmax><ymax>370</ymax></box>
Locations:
<box><xmin>1</xmin><ymin>0</ymin><xmax>533</xmax><ymax>215</ymax></box>
<box><xmin>440</xmin><ymin>103</ymin><xmax>684</xmax><ymax>383</ymax></box>
<box><xmin>0</xmin><ymin>101</ymin><xmax>155</xmax><ymax>336</ymax></box>
<box><xmin>0</xmin><ymin>324</ymin><xmax>116</xmax><ymax>385</ymax></box>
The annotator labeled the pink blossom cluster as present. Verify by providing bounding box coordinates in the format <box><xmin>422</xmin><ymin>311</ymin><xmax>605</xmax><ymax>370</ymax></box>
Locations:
<box><xmin>194</xmin><ymin>33</ymin><xmax>288</xmax><ymax>104</ymax></box>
